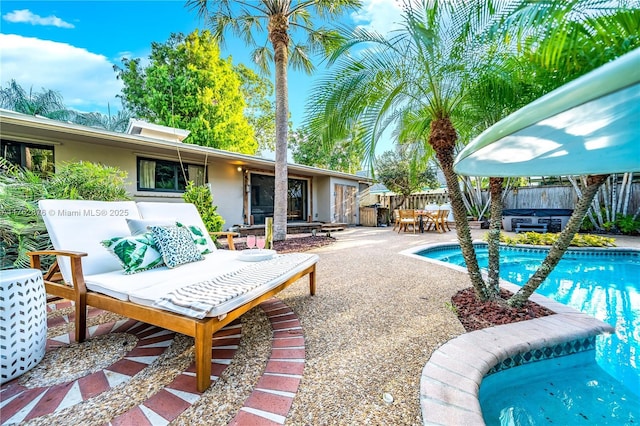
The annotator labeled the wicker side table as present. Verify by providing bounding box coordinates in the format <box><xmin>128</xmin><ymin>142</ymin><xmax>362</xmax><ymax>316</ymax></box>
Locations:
<box><xmin>1</xmin><ymin>268</ymin><xmax>47</xmax><ymax>384</ymax></box>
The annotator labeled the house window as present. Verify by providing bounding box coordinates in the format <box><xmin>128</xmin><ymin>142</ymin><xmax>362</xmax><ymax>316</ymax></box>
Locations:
<box><xmin>1</xmin><ymin>140</ymin><xmax>54</xmax><ymax>176</ymax></box>
<box><xmin>137</xmin><ymin>157</ymin><xmax>205</xmax><ymax>192</ymax></box>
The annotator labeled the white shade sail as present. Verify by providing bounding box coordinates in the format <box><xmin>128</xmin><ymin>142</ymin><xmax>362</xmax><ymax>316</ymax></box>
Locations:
<box><xmin>454</xmin><ymin>48</ymin><xmax>640</xmax><ymax>177</ymax></box>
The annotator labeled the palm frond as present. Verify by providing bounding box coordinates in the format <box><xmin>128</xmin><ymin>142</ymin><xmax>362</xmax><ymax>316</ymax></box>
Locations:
<box><xmin>252</xmin><ymin>46</ymin><xmax>274</xmax><ymax>74</ymax></box>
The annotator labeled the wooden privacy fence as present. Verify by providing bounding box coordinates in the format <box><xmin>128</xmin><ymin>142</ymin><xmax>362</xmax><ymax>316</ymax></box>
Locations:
<box><xmin>368</xmin><ymin>183</ymin><xmax>640</xmax><ymax>216</ymax></box>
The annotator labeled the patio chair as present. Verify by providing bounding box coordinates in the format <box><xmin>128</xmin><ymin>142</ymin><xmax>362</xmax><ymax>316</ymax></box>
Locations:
<box><xmin>425</xmin><ymin>209</ymin><xmax>450</xmax><ymax>233</ymax></box>
<box><xmin>392</xmin><ymin>209</ymin><xmax>401</xmax><ymax>231</ymax></box>
<box><xmin>398</xmin><ymin>209</ymin><xmax>419</xmax><ymax>233</ymax></box>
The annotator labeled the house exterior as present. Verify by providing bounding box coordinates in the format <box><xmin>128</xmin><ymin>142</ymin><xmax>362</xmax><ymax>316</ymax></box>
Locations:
<box><xmin>1</xmin><ymin>109</ymin><xmax>372</xmax><ymax>229</ymax></box>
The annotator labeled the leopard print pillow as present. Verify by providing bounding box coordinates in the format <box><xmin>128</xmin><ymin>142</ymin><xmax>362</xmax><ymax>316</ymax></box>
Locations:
<box><xmin>148</xmin><ymin>225</ymin><xmax>204</xmax><ymax>268</ymax></box>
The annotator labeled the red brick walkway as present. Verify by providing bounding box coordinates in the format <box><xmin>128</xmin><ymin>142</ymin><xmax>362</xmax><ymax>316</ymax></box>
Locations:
<box><xmin>0</xmin><ymin>298</ymin><xmax>305</xmax><ymax>425</ymax></box>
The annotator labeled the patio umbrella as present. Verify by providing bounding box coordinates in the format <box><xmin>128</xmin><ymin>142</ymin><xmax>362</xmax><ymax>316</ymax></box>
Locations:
<box><xmin>454</xmin><ymin>48</ymin><xmax>640</xmax><ymax>177</ymax></box>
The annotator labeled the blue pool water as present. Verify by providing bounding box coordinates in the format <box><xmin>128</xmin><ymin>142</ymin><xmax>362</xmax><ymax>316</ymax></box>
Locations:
<box><xmin>419</xmin><ymin>244</ymin><xmax>640</xmax><ymax>423</ymax></box>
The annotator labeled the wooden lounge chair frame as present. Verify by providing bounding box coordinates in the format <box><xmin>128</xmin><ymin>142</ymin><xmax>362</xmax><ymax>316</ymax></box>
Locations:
<box><xmin>29</xmin><ymin>249</ymin><xmax>316</xmax><ymax>392</ymax></box>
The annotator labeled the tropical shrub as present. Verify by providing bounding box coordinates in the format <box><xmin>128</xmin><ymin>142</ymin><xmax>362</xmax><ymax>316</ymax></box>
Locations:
<box><xmin>615</xmin><ymin>214</ymin><xmax>640</xmax><ymax>235</ymax></box>
<box><xmin>0</xmin><ymin>160</ymin><xmax>131</xmax><ymax>269</ymax></box>
<box><xmin>182</xmin><ymin>182</ymin><xmax>224</xmax><ymax>239</ymax></box>
<box><xmin>47</xmin><ymin>161</ymin><xmax>130</xmax><ymax>200</ymax></box>
<box><xmin>494</xmin><ymin>232</ymin><xmax>616</xmax><ymax>248</ymax></box>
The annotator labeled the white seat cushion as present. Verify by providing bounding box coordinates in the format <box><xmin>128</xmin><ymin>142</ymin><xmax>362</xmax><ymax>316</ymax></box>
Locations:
<box><xmin>85</xmin><ymin>251</ymin><xmax>319</xmax><ymax>318</ymax></box>
<box><xmin>84</xmin><ymin>250</ymin><xmax>242</xmax><ymax>301</ymax></box>
<box><xmin>39</xmin><ymin>200</ymin><xmax>140</xmax><ymax>282</ymax></box>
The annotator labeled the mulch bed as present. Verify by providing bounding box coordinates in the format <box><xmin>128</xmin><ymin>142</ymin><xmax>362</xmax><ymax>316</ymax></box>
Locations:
<box><xmin>451</xmin><ymin>287</ymin><xmax>555</xmax><ymax>332</ymax></box>
<box><xmin>224</xmin><ymin>235</ymin><xmax>336</xmax><ymax>253</ymax></box>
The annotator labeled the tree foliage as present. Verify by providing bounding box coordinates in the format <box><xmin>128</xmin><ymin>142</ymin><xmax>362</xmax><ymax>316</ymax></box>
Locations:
<box><xmin>73</xmin><ymin>107</ymin><xmax>133</xmax><ymax>132</ymax></box>
<box><xmin>291</xmin><ymin>126</ymin><xmax>364</xmax><ymax>173</ymax></box>
<box><xmin>375</xmin><ymin>150</ymin><xmax>438</xmax><ymax>201</ymax></box>
<box><xmin>114</xmin><ymin>30</ymin><xmax>257</xmax><ymax>154</ymax></box>
<box><xmin>0</xmin><ymin>159</ymin><xmax>130</xmax><ymax>270</ymax></box>
<box><xmin>234</xmin><ymin>63</ymin><xmax>277</xmax><ymax>154</ymax></box>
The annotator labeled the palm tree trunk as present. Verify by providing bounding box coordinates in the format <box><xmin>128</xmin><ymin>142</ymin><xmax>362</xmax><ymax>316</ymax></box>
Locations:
<box><xmin>429</xmin><ymin>117</ymin><xmax>489</xmax><ymax>300</ymax></box>
<box><xmin>508</xmin><ymin>174</ymin><xmax>609</xmax><ymax>307</ymax></box>
<box><xmin>486</xmin><ymin>177</ymin><xmax>503</xmax><ymax>298</ymax></box>
<box><xmin>270</xmin><ymin>16</ymin><xmax>290</xmax><ymax>241</ymax></box>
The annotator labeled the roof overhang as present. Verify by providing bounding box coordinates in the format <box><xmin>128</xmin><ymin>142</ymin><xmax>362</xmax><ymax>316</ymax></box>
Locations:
<box><xmin>0</xmin><ymin>109</ymin><xmax>373</xmax><ymax>183</ymax></box>
<box><xmin>454</xmin><ymin>48</ymin><xmax>640</xmax><ymax>177</ymax></box>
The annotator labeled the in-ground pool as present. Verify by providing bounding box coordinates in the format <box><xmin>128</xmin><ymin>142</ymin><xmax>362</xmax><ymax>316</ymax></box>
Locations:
<box><xmin>418</xmin><ymin>244</ymin><xmax>640</xmax><ymax>424</ymax></box>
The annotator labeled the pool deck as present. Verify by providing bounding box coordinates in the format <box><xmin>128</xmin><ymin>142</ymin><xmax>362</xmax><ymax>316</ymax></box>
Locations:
<box><xmin>408</xmin><ymin>239</ymin><xmax>635</xmax><ymax>426</ymax></box>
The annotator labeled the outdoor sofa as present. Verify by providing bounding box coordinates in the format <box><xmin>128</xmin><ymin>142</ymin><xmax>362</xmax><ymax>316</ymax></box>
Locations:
<box><xmin>29</xmin><ymin>200</ymin><xmax>318</xmax><ymax>392</ymax></box>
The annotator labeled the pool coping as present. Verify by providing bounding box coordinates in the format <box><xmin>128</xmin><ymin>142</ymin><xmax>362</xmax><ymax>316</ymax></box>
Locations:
<box><xmin>401</xmin><ymin>242</ymin><xmax>619</xmax><ymax>425</ymax></box>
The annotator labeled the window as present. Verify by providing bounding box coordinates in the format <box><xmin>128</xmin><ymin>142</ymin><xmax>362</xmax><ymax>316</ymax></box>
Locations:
<box><xmin>1</xmin><ymin>140</ymin><xmax>54</xmax><ymax>176</ymax></box>
<box><xmin>137</xmin><ymin>157</ymin><xmax>205</xmax><ymax>192</ymax></box>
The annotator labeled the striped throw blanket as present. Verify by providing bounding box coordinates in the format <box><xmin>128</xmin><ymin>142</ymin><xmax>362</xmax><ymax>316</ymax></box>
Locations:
<box><xmin>153</xmin><ymin>253</ymin><xmax>315</xmax><ymax>318</ymax></box>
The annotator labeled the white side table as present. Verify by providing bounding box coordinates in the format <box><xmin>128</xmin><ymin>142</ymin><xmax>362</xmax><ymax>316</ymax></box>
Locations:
<box><xmin>1</xmin><ymin>268</ymin><xmax>47</xmax><ymax>384</ymax></box>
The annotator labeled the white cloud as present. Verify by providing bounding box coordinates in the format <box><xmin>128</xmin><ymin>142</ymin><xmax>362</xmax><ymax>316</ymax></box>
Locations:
<box><xmin>351</xmin><ymin>0</ymin><xmax>405</xmax><ymax>34</ymax></box>
<box><xmin>0</xmin><ymin>34</ymin><xmax>123</xmax><ymax>113</ymax></box>
<box><xmin>2</xmin><ymin>9</ymin><xmax>74</xmax><ymax>29</ymax></box>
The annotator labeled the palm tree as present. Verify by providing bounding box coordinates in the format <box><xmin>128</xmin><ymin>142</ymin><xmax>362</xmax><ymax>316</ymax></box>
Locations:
<box><xmin>306</xmin><ymin>0</ymin><xmax>515</xmax><ymax>300</ymax></box>
<box><xmin>72</xmin><ymin>106</ymin><xmax>132</xmax><ymax>132</ymax></box>
<box><xmin>0</xmin><ymin>79</ymin><xmax>71</xmax><ymax>120</ymax></box>
<box><xmin>186</xmin><ymin>0</ymin><xmax>361</xmax><ymax>241</ymax></box>
<box><xmin>305</xmin><ymin>0</ymin><xmax>638</xmax><ymax>305</ymax></box>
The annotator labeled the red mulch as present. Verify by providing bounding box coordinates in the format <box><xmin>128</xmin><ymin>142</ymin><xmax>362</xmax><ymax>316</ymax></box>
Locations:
<box><xmin>451</xmin><ymin>287</ymin><xmax>555</xmax><ymax>332</ymax></box>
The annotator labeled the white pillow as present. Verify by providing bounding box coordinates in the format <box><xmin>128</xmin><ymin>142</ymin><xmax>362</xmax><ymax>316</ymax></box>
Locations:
<box><xmin>127</xmin><ymin>218</ymin><xmax>174</xmax><ymax>235</ymax></box>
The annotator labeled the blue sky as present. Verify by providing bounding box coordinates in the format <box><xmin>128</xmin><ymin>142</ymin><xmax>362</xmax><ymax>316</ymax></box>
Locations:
<box><xmin>0</xmin><ymin>0</ymin><xmax>404</xmax><ymax>154</ymax></box>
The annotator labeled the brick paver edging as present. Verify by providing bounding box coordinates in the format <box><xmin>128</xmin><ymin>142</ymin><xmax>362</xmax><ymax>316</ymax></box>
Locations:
<box><xmin>229</xmin><ymin>298</ymin><xmax>306</xmax><ymax>425</ymax></box>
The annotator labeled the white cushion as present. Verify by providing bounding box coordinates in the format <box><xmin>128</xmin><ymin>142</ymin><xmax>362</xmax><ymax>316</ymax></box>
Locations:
<box><xmin>84</xmin><ymin>250</ymin><xmax>243</xmax><ymax>301</ymax></box>
<box><xmin>84</xmin><ymin>251</ymin><xmax>319</xmax><ymax>318</ymax></box>
<box><xmin>136</xmin><ymin>202</ymin><xmax>217</xmax><ymax>252</ymax></box>
<box><xmin>39</xmin><ymin>200</ymin><xmax>140</xmax><ymax>282</ymax></box>
<box><xmin>126</xmin><ymin>218</ymin><xmax>174</xmax><ymax>235</ymax></box>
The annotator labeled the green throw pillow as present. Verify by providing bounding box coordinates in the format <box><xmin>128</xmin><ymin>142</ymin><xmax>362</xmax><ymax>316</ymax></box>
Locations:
<box><xmin>101</xmin><ymin>232</ymin><xmax>165</xmax><ymax>274</ymax></box>
<box><xmin>148</xmin><ymin>225</ymin><xmax>204</xmax><ymax>268</ymax></box>
<box><xmin>176</xmin><ymin>221</ymin><xmax>212</xmax><ymax>254</ymax></box>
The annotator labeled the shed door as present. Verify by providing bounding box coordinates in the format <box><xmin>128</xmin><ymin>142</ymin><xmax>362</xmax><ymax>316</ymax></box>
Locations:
<box><xmin>334</xmin><ymin>184</ymin><xmax>357</xmax><ymax>225</ymax></box>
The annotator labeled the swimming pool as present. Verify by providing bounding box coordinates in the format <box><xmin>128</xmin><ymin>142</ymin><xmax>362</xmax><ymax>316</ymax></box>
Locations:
<box><xmin>418</xmin><ymin>244</ymin><xmax>640</xmax><ymax>422</ymax></box>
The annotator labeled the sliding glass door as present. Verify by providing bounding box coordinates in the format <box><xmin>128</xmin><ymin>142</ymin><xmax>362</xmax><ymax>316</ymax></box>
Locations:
<box><xmin>250</xmin><ymin>174</ymin><xmax>307</xmax><ymax>224</ymax></box>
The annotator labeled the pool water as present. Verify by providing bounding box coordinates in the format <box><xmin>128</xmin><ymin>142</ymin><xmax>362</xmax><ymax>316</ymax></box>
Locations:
<box><xmin>419</xmin><ymin>244</ymin><xmax>640</xmax><ymax>423</ymax></box>
<box><xmin>480</xmin><ymin>352</ymin><xmax>638</xmax><ymax>425</ymax></box>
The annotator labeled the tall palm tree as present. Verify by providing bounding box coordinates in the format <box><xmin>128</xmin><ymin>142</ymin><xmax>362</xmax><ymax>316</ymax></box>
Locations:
<box><xmin>305</xmin><ymin>0</ymin><xmax>638</xmax><ymax>304</ymax></box>
<box><xmin>186</xmin><ymin>0</ymin><xmax>361</xmax><ymax>241</ymax></box>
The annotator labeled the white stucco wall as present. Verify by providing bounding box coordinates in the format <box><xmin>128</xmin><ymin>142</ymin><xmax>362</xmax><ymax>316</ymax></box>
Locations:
<box><xmin>315</xmin><ymin>176</ymin><xmax>331</xmax><ymax>222</ymax></box>
<box><xmin>208</xmin><ymin>161</ymin><xmax>244</xmax><ymax>229</ymax></box>
<box><xmin>54</xmin><ymin>140</ymin><xmax>140</xmax><ymax>196</ymax></box>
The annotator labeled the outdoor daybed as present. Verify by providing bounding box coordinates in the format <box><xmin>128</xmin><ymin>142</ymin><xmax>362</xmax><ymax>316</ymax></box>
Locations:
<box><xmin>29</xmin><ymin>200</ymin><xmax>318</xmax><ymax>392</ymax></box>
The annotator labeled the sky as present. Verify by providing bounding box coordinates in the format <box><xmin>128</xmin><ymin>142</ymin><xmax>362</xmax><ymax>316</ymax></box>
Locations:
<box><xmin>0</xmin><ymin>0</ymin><xmax>405</xmax><ymax>155</ymax></box>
